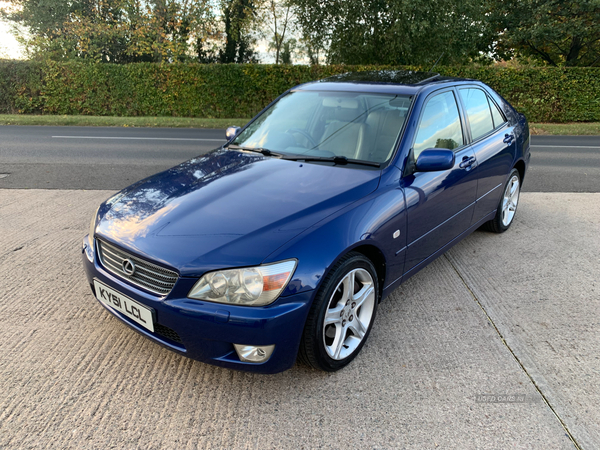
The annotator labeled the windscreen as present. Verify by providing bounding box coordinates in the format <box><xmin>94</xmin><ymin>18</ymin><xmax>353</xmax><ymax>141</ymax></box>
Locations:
<box><xmin>232</xmin><ymin>91</ymin><xmax>411</xmax><ymax>164</ymax></box>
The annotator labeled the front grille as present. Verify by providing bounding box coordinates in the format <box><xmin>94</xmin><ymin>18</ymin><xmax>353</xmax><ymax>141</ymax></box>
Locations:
<box><xmin>97</xmin><ymin>239</ymin><xmax>178</xmax><ymax>295</ymax></box>
<box><xmin>154</xmin><ymin>323</ymin><xmax>184</xmax><ymax>344</ymax></box>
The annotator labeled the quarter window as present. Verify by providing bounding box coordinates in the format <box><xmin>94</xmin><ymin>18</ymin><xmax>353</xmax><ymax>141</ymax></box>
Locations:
<box><xmin>459</xmin><ymin>88</ymin><xmax>494</xmax><ymax>141</ymax></box>
<box><xmin>413</xmin><ymin>91</ymin><xmax>463</xmax><ymax>158</ymax></box>
<box><xmin>489</xmin><ymin>98</ymin><xmax>505</xmax><ymax>128</ymax></box>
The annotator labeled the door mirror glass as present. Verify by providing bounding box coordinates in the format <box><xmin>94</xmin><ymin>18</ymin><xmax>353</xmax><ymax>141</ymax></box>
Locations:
<box><xmin>415</xmin><ymin>148</ymin><xmax>455</xmax><ymax>172</ymax></box>
<box><xmin>226</xmin><ymin>126</ymin><xmax>242</xmax><ymax>141</ymax></box>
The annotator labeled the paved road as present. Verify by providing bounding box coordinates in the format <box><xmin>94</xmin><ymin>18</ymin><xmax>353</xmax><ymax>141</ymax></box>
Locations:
<box><xmin>1</xmin><ymin>125</ymin><xmax>599</xmax><ymax>191</ymax></box>
<box><xmin>0</xmin><ymin>126</ymin><xmax>225</xmax><ymax>190</ymax></box>
<box><xmin>526</xmin><ymin>135</ymin><xmax>600</xmax><ymax>192</ymax></box>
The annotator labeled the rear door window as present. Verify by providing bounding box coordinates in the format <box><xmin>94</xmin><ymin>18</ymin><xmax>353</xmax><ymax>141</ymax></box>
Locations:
<box><xmin>459</xmin><ymin>88</ymin><xmax>495</xmax><ymax>141</ymax></box>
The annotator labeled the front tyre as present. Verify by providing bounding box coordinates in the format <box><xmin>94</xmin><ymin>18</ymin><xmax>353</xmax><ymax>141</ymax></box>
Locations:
<box><xmin>299</xmin><ymin>253</ymin><xmax>378</xmax><ymax>372</ymax></box>
<box><xmin>482</xmin><ymin>168</ymin><xmax>521</xmax><ymax>233</ymax></box>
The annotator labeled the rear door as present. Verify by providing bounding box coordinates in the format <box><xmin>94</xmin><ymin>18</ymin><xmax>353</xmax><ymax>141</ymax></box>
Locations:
<box><xmin>403</xmin><ymin>88</ymin><xmax>478</xmax><ymax>274</ymax></box>
<box><xmin>457</xmin><ymin>87</ymin><xmax>515</xmax><ymax>222</ymax></box>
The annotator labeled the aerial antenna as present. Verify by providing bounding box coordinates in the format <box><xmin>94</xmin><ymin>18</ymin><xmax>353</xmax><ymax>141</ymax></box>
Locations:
<box><xmin>428</xmin><ymin>52</ymin><xmax>444</xmax><ymax>72</ymax></box>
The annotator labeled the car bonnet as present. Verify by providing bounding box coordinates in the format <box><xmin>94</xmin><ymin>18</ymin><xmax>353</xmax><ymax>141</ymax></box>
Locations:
<box><xmin>95</xmin><ymin>149</ymin><xmax>381</xmax><ymax>276</ymax></box>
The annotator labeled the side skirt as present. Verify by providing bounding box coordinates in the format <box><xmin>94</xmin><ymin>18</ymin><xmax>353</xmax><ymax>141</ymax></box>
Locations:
<box><xmin>381</xmin><ymin>210</ymin><xmax>497</xmax><ymax>300</ymax></box>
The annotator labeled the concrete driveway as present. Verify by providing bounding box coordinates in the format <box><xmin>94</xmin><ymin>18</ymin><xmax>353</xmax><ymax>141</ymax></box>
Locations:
<box><xmin>0</xmin><ymin>189</ymin><xmax>597</xmax><ymax>449</ymax></box>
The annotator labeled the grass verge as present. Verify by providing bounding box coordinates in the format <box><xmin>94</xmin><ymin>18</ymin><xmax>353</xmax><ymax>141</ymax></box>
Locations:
<box><xmin>1</xmin><ymin>114</ymin><xmax>599</xmax><ymax>135</ymax></box>
<box><xmin>0</xmin><ymin>114</ymin><xmax>250</xmax><ymax>129</ymax></box>
<box><xmin>529</xmin><ymin>122</ymin><xmax>600</xmax><ymax>136</ymax></box>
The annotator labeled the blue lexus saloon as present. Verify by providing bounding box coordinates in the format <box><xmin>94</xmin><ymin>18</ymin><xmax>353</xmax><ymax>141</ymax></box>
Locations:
<box><xmin>82</xmin><ymin>71</ymin><xmax>530</xmax><ymax>373</ymax></box>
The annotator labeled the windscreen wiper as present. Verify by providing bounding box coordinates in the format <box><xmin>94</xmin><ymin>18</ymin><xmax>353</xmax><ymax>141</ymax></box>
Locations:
<box><xmin>225</xmin><ymin>144</ymin><xmax>283</xmax><ymax>157</ymax></box>
<box><xmin>282</xmin><ymin>155</ymin><xmax>381</xmax><ymax>167</ymax></box>
<box><xmin>226</xmin><ymin>146</ymin><xmax>380</xmax><ymax>167</ymax></box>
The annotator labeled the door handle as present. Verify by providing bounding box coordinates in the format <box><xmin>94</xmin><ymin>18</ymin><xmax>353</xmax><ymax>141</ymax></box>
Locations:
<box><xmin>503</xmin><ymin>133</ymin><xmax>515</xmax><ymax>144</ymax></box>
<box><xmin>459</xmin><ymin>156</ymin><xmax>476</xmax><ymax>169</ymax></box>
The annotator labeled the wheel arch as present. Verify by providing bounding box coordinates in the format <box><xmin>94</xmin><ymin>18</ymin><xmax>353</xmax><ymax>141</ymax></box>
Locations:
<box><xmin>347</xmin><ymin>244</ymin><xmax>387</xmax><ymax>302</ymax></box>
<box><xmin>514</xmin><ymin>159</ymin><xmax>526</xmax><ymax>184</ymax></box>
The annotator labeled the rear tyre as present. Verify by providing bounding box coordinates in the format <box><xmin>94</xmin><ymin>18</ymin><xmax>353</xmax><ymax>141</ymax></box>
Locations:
<box><xmin>298</xmin><ymin>252</ymin><xmax>378</xmax><ymax>372</ymax></box>
<box><xmin>482</xmin><ymin>168</ymin><xmax>521</xmax><ymax>233</ymax></box>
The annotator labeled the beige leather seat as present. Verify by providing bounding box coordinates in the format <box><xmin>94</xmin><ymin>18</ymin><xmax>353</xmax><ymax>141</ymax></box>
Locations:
<box><xmin>363</xmin><ymin>109</ymin><xmax>406</xmax><ymax>162</ymax></box>
<box><xmin>318</xmin><ymin>121</ymin><xmax>366</xmax><ymax>160</ymax></box>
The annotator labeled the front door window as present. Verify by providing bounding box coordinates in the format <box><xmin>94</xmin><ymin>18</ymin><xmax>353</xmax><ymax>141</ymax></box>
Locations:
<box><xmin>413</xmin><ymin>91</ymin><xmax>464</xmax><ymax>158</ymax></box>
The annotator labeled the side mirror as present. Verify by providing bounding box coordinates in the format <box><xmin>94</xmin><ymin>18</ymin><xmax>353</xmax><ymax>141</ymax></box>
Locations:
<box><xmin>415</xmin><ymin>148</ymin><xmax>455</xmax><ymax>172</ymax></box>
<box><xmin>226</xmin><ymin>126</ymin><xmax>241</xmax><ymax>141</ymax></box>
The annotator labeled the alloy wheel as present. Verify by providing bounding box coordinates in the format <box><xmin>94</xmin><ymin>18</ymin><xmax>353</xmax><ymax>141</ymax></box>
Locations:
<box><xmin>322</xmin><ymin>268</ymin><xmax>376</xmax><ymax>360</ymax></box>
<box><xmin>501</xmin><ymin>175</ymin><xmax>520</xmax><ymax>227</ymax></box>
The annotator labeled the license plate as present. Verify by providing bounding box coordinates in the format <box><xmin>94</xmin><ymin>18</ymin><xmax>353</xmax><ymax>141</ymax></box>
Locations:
<box><xmin>93</xmin><ymin>279</ymin><xmax>154</xmax><ymax>332</ymax></box>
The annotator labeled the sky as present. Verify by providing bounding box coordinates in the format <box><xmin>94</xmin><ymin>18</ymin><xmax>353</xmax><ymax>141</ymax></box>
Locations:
<box><xmin>0</xmin><ymin>1</ymin><xmax>25</xmax><ymax>59</ymax></box>
<box><xmin>0</xmin><ymin>23</ymin><xmax>24</xmax><ymax>59</ymax></box>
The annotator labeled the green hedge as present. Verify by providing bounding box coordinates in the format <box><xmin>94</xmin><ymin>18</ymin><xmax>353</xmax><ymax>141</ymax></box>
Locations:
<box><xmin>1</xmin><ymin>60</ymin><xmax>599</xmax><ymax>122</ymax></box>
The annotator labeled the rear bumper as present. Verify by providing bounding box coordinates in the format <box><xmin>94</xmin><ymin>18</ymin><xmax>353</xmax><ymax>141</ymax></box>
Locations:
<box><xmin>82</xmin><ymin>236</ymin><xmax>313</xmax><ymax>374</ymax></box>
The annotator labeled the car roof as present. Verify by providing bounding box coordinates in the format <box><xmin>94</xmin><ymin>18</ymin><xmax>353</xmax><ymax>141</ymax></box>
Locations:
<box><xmin>294</xmin><ymin>70</ymin><xmax>472</xmax><ymax>96</ymax></box>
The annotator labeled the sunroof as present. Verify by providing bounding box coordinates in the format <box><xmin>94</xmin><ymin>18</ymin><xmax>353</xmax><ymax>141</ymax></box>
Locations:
<box><xmin>320</xmin><ymin>70</ymin><xmax>440</xmax><ymax>85</ymax></box>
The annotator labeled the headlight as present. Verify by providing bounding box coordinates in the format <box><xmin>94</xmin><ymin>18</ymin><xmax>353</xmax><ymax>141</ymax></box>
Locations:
<box><xmin>188</xmin><ymin>259</ymin><xmax>297</xmax><ymax>306</ymax></box>
<box><xmin>89</xmin><ymin>206</ymin><xmax>99</xmax><ymax>238</ymax></box>
<box><xmin>85</xmin><ymin>207</ymin><xmax>100</xmax><ymax>263</ymax></box>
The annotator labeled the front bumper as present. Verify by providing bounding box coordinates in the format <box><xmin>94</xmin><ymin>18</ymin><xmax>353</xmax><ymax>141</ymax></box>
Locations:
<box><xmin>82</xmin><ymin>236</ymin><xmax>313</xmax><ymax>374</ymax></box>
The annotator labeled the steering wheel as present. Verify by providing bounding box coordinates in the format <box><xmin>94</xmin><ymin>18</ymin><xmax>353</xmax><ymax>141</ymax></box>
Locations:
<box><xmin>286</xmin><ymin>128</ymin><xmax>318</xmax><ymax>148</ymax></box>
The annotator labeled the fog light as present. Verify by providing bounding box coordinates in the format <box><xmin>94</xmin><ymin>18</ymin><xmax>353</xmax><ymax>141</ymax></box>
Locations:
<box><xmin>233</xmin><ymin>344</ymin><xmax>275</xmax><ymax>363</ymax></box>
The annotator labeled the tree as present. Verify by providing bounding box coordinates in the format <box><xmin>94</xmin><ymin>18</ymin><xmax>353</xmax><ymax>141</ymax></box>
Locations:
<box><xmin>291</xmin><ymin>0</ymin><xmax>492</xmax><ymax>65</ymax></box>
<box><xmin>302</xmin><ymin>38</ymin><xmax>323</xmax><ymax>65</ymax></box>
<box><xmin>259</xmin><ymin>0</ymin><xmax>296</xmax><ymax>63</ymax></box>
<box><xmin>0</xmin><ymin>0</ymin><xmax>74</xmax><ymax>38</ymax></box>
<box><xmin>194</xmin><ymin>30</ymin><xmax>222</xmax><ymax>63</ymax></box>
<box><xmin>1</xmin><ymin>0</ymin><xmax>216</xmax><ymax>63</ymax></box>
<box><xmin>219</xmin><ymin>0</ymin><xmax>258</xmax><ymax>63</ymax></box>
<box><xmin>490</xmin><ymin>0</ymin><xmax>600</xmax><ymax>67</ymax></box>
<box><xmin>56</xmin><ymin>0</ymin><xmax>142</xmax><ymax>63</ymax></box>
<box><xmin>1</xmin><ymin>0</ymin><xmax>81</xmax><ymax>59</ymax></box>
<box><xmin>280</xmin><ymin>37</ymin><xmax>295</xmax><ymax>63</ymax></box>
